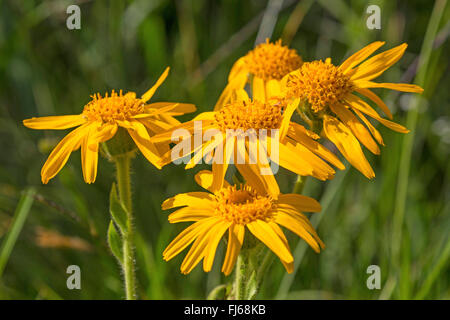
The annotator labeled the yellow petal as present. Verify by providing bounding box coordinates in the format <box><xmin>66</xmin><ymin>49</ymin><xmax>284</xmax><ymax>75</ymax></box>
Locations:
<box><xmin>162</xmin><ymin>192</ymin><xmax>214</xmax><ymax>210</ymax></box>
<box><xmin>355</xmin><ymin>88</ymin><xmax>393</xmax><ymax>119</ymax></box>
<box><xmin>180</xmin><ymin>219</ymin><xmax>226</xmax><ymax>274</ymax></box>
<box><xmin>81</xmin><ymin>123</ymin><xmax>101</xmax><ymax>184</ymax></box>
<box><xmin>168</xmin><ymin>207</ymin><xmax>215</xmax><ymax>223</ymax></box>
<box><xmin>277</xmin><ymin>194</ymin><xmax>321</xmax><ymax>212</ymax></box>
<box><xmin>345</xmin><ymin>94</ymin><xmax>409</xmax><ymax>133</ymax></box>
<box><xmin>323</xmin><ymin>115</ymin><xmax>375</xmax><ymax>179</ymax></box>
<box><xmin>252</xmin><ymin>76</ymin><xmax>266</xmax><ymax>102</ymax></box>
<box><xmin>126</xmin><ymin>120</ymin><xmax>163</xmax><ymax>168</ymax></box>
<box><xmin>163</xmin><ymin>216</ymin><xmax>219</xmax><ymax>261</ymax></box>
<box><xmin>141</xmin><ymin>67</ymin><xmax>170</xmax><ymax>102</ymax></box>
<box><xmin>353</xmin><ymin>109</ymin><xmax>384</xmax><ymax>146</ymax></box>
<box><xmin>330</xmin><ymin>103</ymin><xmax>380</xmax><ymax>155</ymax></box>
<box><xmin>354</xmin><ymin>80</ymin><xmax>423</xmax><ymax>93</ymax></box>
<box><xmin>265</xmin><ymin>79</ymin><xmax>281</xmax><ymax>99</ymax></box>
<box><xmin>268</xmin><ymin>222</ymin><xmax>293</xmax><ymax>273</ymax></box>
<box><xmin>350</xmin><ymin>43</ymin><xmax>407</xmax><ymax>81</ymax></box>
<box><xmin>275</xmin><ymin>211</ymin><xmax>324</xmax><ymax>253</ymax></box>
<box><xmin>221</xmin><ymin>224</ymin><xmax>245</xmax><ymax>276</ymax></box>
<box><xmin>211</xmin><ymin>136</ymin><xmax>235</xmax><ymax>192</ymax></box>
<box><xmin>287</xmin><ymin>122</ymin><xmax>345</xmax><ymax>170</ymax></box>
<box><xmin>40</xmin><ymin>124</ymin><xmax>90</xmax><ymax>184</ymax></box>
<box><xmin>214</xmin><ymin>70</ymin><xmax>248</xmax><ymax>111</ymax></box>
<box><xmin>194</xmin><ymin>170</ymin><xmax>230</xmax><ymax>192</ymax></box>
<box><xmin>279</xmin><ymin>98</ymin><xmax>300</xmax><ymax>140</ymax></box>
<box><xmin>339</xmin><ymin>41</ymin><xmax>386</xmax><ymax>73</ymax></box>
<box><xmin>203</xmin><ymin>221</ymin><xmax>232</xmax><ymax>272</ymax></box>
<box><xmin>23</xmin><ymin>114</ymin><xmax>86</xmax><ymax>130</ymax></box>
<box><xmin>247</xmin><ymin>220</ymin><xmax>294</xmax><ymax>263</ymax></box>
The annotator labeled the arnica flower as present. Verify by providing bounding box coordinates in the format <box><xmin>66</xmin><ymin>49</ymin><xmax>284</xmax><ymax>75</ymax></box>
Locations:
<box><xmin>152</xmin><ymin>90</ymin><xmax>344</xmax><ymax>195</ymax></box>
<box><xmin>162</xmin><ymin>170</ymin><xmax>324</xmax><ymax>275</ymax></box>
<box><xmin>283</xmin><ymin>42</ymin><xmax>424</xmax><ymax>178</ymax></box>
<box><xmin>23</xmin><ymin>67</ymin><xmax>196</xmax><ymax>184</ymax></box>
<box><xmin>214</xmin><ymin>39</ymin><xmax>303</xmax><ymax>110</ymax></box>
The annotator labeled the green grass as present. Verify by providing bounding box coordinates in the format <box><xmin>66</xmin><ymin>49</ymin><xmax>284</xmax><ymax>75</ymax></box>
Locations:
<box><xmin>0</xmin><ymin>0</ymin><xmax>448</xmax><ymax>299</ymax></box>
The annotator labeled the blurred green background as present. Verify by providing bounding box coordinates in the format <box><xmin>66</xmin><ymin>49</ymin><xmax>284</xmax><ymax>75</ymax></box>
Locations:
<box><xmin>0</xmin><ymin>0</ymin><xmax>448</xmax><ymax>299</ymax></box>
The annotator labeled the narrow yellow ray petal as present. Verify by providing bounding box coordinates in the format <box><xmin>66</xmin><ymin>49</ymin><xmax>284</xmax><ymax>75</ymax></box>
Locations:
<box><xmin>23</xmin><ymin>114</ymin><xmax>86</xmax><ymax>130</ymax></box>
<box><xmin>163</xmin><ymin>216</ymin><xmax>219</xmax><ymax>261</ymax></box>
<box><xmin>168</xmin><ymin>207</ymin><xmax>215</xmax><ymax>223</ymax></box>
<box><xmin>350</xmin><ymin>43</ymin><xmax>407</xmax><ymax>81</ymax></box>
<box><xmin>266</xmin><ymin>79</ymin><xmax>281</xmax><ymax>99</ymax></box>
<box><xmin>41</xmin><ymin>124</ymin><xmax>90</xmax><ymax>184</ymax></box>
<box><xmin>268</xmin><ymin>222</ymin><xmax>294</xmax><ymax>273</ymax></box>
<box><xmin>323</xmin><ymin>115</ymin><xmax>375</xmax><ymax>179</ymax></box>
<box><xmin>126</xmin><ymin>120</ymin><xmax>163</xmax><ymax>169</ymax></box>
<box><xmin>252</xmin><ymin>76</ymin><xmax>266</xmax><ymax>102</ymax></box>
<box><xmin>81</xmin><ymin>123</ymin><xmax>101</xmax><ymax>184</ymax></box>
<box><xmin>354</xmin><ymin>80</ymin><xmax>424</xmax><ymax>93</ymax></box>
<box><xmin>330</xmin><ymin>103</ymin><xmax>380</xmax><ymax>155</ymax></box>
<box><xmin>275</xmin><ymin>211</ymin><xmax>322</xmax><ymax>253</ymax></box>
<box><xmin>194</xmin><ymin>170</ymin><xmax>230</xmax><ymax>192</ymax></box>
<box><xmin>162</xmin><ymin>192</ymin><xmax>215</xmax><ymax>210</ymax></box>
<box><xmin>355</xmin><ymin>88</ymin><xmax>393</xmax><ymax>119</ymax></box>
<box><xmin>222</xmin><ymin>224</ymin><xmax>245</xmax><ymax>276</ymax></box>
<box><xmin>353</xmin><ymin>109</ymin><xmax>384</xmax><ymax>146</ymax></box>
<box><xmin>141</xmin><ymin>67</ymin><xmax>170</xmax><ymax>102</ymax></box>
<box><xmin>203</xmin><ymin>221</ymin><xmax>232</xmax><ymax>272</ymax></box>
<box><xmin>277</xmin><ymin>194</ymin><xmax>321</xmax><ymax>212</ymax></box>
<box><xmin>247</xmin><ymin>220</ymin><xmax>293</xmax><ymax>263</ymax></box>
<box><xmin>339</xmin><ymin>41</ymin><xmax>385</xmax><ymax>73</ymax></box>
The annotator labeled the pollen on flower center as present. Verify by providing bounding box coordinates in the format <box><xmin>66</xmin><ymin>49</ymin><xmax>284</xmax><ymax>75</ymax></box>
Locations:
<box><xmin>214</xmin><ymin>99</ymin><xmax>283</xmax><ymax>132</ymax></box>
<box><xmin>214</xmin><ymin>185</ymin><xmax>275</xmax><ymax>224</ymax></box>
<box><xmin>243</xmin><ymin>39</ymin><xmax>303</xmax><ymax>81</ymax></box>
<box><xmin>286</xmin><ymin>60</ymin><xmax>353</xmax><ymax>113</ymax></box>
<box><xmin>82</xmin><ymin>90</ymin><xmax>145</xmax><ymax>123</ymax></box>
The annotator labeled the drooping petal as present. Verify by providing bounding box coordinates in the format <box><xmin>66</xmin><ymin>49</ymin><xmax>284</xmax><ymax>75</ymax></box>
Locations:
<box><xmin>277</xmin><ymin>194</ymin><xmax>321</xmax><ymax>212</ymax></box>
<box><xmin>211</xmin><ymin>136</ymin><xmax>235</xmax><ymax>192</ymax></box>
<box><xmin>345</xmin><ymin>94</ymin><xmax>409</xmax><ymax>133</ymax></box>
<box><xmin>40</xmin><ymin>124</ymin><xmax>90</xmax><ymax>184</ymax></box>
<box><xmin>247</xmin><ymin>220</ymin><xmax>294</xmax><ymax>263</ymax></box>
<box><xmin>275</xmin><ymin>211</ymin><xmax>324</xmax><ymax>253</ymax></box>
<box><xmin>323</xmin><ymin>115</ymin><xmax>375</xmax><ymax>179</ymax></box>
<box><xmin>23</xmin><ymin>114</ymin><xmax>86</xmax><ymax>130</ymax></box>
<box><xmin>81</xmin><ymin>123</ymin><xmax>101</xmax><ymax>184</ymax></box>
<box><xmin>163</xmin><ymin>216</ymin><xmax>219</xmax><ymax>261</ymax></box>
<box><xmin>126</xmin><ymin>120</ymin><xmax>163</xmax><ymax>168</ymax></box>
<box><xmin>268</xmin><ymin>222</ymin><xmax>293</xmax><ymax>273</ymax></box>
<box><xmin>203</xmin><ymin>221</ymin><xmax>232</xmax><ymax>272</ymax></box>
<box><xmin>180</xmin><ymin>219</ymin><xmax>227</xmax><ymax>274</ymax></box>
<box><xmin>353</xmin><ymin>109</ymin><xmax>384</xmax><ymax>146</ymax></box>
<box><xmin>330</xmin><ymin>103</ymin><xmax>380</xmax><ymax>154</ymax></box>
<box><xmin>221</xmin><ymin>224</ymin><xmax>245</xmax><ymax>276</ymax></box>
<box><xmin>355</xmin><ymin>88</ymin><xmax>393</xmax><ymax>119</ymax></box>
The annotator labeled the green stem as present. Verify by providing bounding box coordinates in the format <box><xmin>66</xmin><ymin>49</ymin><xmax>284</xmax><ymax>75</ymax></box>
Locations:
<box><xmin>114</xmin><ymin>154</ymin><xmax>136</xmax><ymax>300</ymax></box>
<box><xmin>292</xmin><ymin>175</ymin><xmax>307</xmax><ymax>194</ymax></box>
<box><xmin>234</xmin><ymin>254</ymin><xmax>246</xmax><ymax>299</ymax></box>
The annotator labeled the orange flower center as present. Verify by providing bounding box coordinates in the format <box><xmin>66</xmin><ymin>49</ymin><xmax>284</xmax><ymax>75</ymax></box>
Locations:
<box><xmin>243</xmin><ymin>39</ymin><xmax>303</xmax><ymax>81</ymax></box>
<box><xmin>82</xmin><ymin>90</ymin><xmax>145</xmax><ymax>123</ymax></box>
<box><xmin>286</xmin><ymin>60</ymin><xmax>353</xmax><ymax>113</ymax></box>
<box><xmin>214</xmin><ymin>185</ymin><xmax>275</xmax><ymax>224</ymax></box>
<box><xmin>214</xmin><ymin>99</ymin><xmax>283</xmax><ymax>132</ymax></box>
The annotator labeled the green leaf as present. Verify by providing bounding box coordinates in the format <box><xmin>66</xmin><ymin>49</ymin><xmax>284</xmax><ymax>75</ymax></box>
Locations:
<box><xmin>109</xmin><ymin>183</ymin><xmax>128</xmax><ymax>235</ymax></box>
<box><xmin>107</xmin><ymin>220</ymin><xmax>123</xmax><ymax>265</ymax></box>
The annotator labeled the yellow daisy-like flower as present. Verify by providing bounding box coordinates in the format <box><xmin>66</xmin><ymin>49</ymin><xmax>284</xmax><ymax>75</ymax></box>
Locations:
<box><xmin>23</xmin><ymin>67</ymin><xmax>196</xmax><ymax>184</ymax></box>
<box><xmin>152</xmin><ymin>90</ymin><xmax>344</xmax><ymax>196</ymax></box>
<box><xmin>162</xmin><ymin>170</ymin><xmax>324</xmax><ymax>275</ymax></box>
<box><xmin>214</xmin><ymin>39</ymin><xmax>303</xmax><ymax>110</ymax></box>
<box><xmin>284</xmin><ymin>42</ymin><xmax>424</xmax><ymax>178</ymax></box>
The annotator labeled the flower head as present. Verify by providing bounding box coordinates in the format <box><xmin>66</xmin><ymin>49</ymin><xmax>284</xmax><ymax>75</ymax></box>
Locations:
<box><xmin>162</xmin><ymin>170</ymin><xmax>324</xmax><ymax>275</ymax></box>
<box><xmin>23</xmin><ymin>67</ymin><xmax>196</xmax><ymax>184</ymax></box>
<box><xmin>284</xmin><ymin>42</ymin><xmax>423</xmax><ymax>178</ymax></box>
<box><xmin>152</xmin><ymin>90</ymin><xmax>344</xmax><ymax>195</ymax></box>
<box><xmin>215</xmin><ymin>39</ymin><xmax>302</xmax><ymax>110</ymax></box>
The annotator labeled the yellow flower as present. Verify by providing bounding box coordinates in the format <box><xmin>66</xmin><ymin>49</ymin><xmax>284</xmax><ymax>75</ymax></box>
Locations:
<box><xmin>23</xmin><ymin>67</ymin><xmax>196</xmax><ymax>184</ymax></box>
<box><xmin>152</xmin><ymin>90</ymin><xmax>344</xmax><ymax>195</ymax></box>
<box><xmin>284</xmin><ymin>42</ymin><xmax>423</xmax><ymax>178</ymax></box>
<box><xmin>162</xmin><ymin>170</ymin><xmax>324</xmax><ymax>275</ymax></box>
<box><xmin>214</xmin><ymin>39</ymin><xmax>302</xmax><ymax>110</ymax></box>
